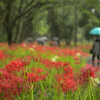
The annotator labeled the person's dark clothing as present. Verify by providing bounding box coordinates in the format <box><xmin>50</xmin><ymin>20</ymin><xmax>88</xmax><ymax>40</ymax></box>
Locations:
<box><xmin>92</xmin><ymin>54</ymin><xmax>99</xmax><ymax>66</ymax></box>
<box><xmin>90</xmin><ymin>37</ymin><xmax>100</xmax><ymax>55</ymax></box>
<box><xmin>90</xmin><ymin>37</ymin><xmax>100</xmax><ymax>66</ymax></box>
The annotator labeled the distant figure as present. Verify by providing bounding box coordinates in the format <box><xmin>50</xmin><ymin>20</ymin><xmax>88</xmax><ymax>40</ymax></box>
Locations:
<box><xmin>26</xmin><ymin>37</ymin><xmax>33</xmax><ymax>44</ymax></box>
<box><xmin>53</xmin><ymin>37</ymin><xmax>59</xmax><ymax>41</ymax></box>
<box><xmin>50</xmin><ymin>41</ymin><xmax>58</xmax><ymax>46</ymax></box>
<box><xmin>90</xmin><ymin>36</ymin><xmax>100</xmax><ymax>66</ymax></box>
<box><xmin>52</xmin><ymin>37</ymin><xmax>59</xmax><ymax>46</ymax></box>
<box><xmin>60</xmin><ymin>39</ymin><xmax>66</xmax><ymax>47</ymax></box>
<box><xmin>36</xmin><ymin>37</ymin><xmax>46</xmax><ymax>45</ymax></box>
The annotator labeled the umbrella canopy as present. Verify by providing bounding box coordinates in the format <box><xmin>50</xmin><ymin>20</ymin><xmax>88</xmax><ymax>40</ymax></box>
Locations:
<box><xmin>53</xmin><ymin>37</ymin><xmax>59</xmax><ymax>41</ymax></box>
<box><xmin>26</xmin><ymin>37</ymin><xmax>33</xmax><ymax>43</ymax></box>
<box><xmin>41</xmin><ymin>36</ymin><xmax>48</xmax><ymax>40</ymax></box>
<box><xmin>89</xmin><ymin>27</ymin><xmax>100</xmax><ymax>35</ymax></box>
<box><xmin>37</xmin><ymin>36</ymin><xmax>48</xmax><ymax>41</ymax></box>
<box><xmin>36</xmin><ymin>37</ymin><xmax>43</xmax><ymax>41</ymax></box>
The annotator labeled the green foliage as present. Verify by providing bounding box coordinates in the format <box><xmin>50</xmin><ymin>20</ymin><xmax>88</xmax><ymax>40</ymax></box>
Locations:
<box><xmin>0</xmin><ymin>0</ymin><xmax>100</xmax><ymax>44</ymax></box>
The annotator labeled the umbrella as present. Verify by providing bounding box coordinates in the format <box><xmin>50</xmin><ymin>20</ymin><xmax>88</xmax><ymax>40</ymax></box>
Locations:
<box><xmin>89</xmin><ymin>27</ymin><xmax>100</xmax><ymax>35</ymax></box>
<box><xmin>41</xmin><ymin>36</ymin><xmax>48</xmax><ymax>41</ymax></box>
<box><xmin>53</xmin><ymin>37</ymin><xmax>59</xmax><ymax>41</ymax></box>
<box><xmin>36</xmin><ymin>37</ymin><xmax>43</xmax><ymax>41</ymax></box>
<box><xmin>26</xmin><ymin>37</ymin><xmax>33</xmax><ymax>43</ymax></box>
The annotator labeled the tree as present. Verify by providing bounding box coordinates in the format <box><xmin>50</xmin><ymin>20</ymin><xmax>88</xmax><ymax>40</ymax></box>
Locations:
<box><xmin>0</xmin><ymin>0</ymin><xmax>76</xmax><ymax>46</ymax></box>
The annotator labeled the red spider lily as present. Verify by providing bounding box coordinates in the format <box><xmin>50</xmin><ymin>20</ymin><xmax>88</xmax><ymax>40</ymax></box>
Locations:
<box><xmin>0</xmin><ymin>43</ymin><xmax>8</xmax><ymax>48</ymax></box>
<box><xmin>38</xmin><ymin>73</ymin><xmax>48</xmax><ymax>81</ymax></box>
<box><xmin>75</xmin><ymin>62</ymin><xmax>81</xmax><ymax>64</ymax></box>
<box><xmin>33</xmin><ymin>56</ymin><xmax>42</xmax><ymax>62</ymax></box>
<box><xmin>31</xmin><ymin>67</ymin><xmax>44</xmax><ymax>74</ymax></box>
<box><xmin>53</xmin><ymin>61</ymin><xmax>69</xmax><ymax>69</ymax></box>
<box><xmin>0</xmin><ymin>51</ymin><xmax>4</xmax><ymax>60</ymax></box>
<box><xmin>32</xmin><ymin>45</ymin><xmax>88</xmax><ymax>57</ymax></box>
<box><xmin>5</xmin><ymin>59</ymin><xmax>30</xmax><ymax>73</ymax></box>
<box><xmin>94</xmin><ymin>60</ymin><xmax>100</xmax><ymax>63</ymax></box>
<box><xmin>56</xmin><ymin>66</ymin><xmax>77</xmax><ymax>93</ymax></box>
<box><xmin>74</xmin><ymin>57</ymin><xmax>80</xmax><ymax>60</ymax></box>
<box><xmin>40</xmin><ymin>59</ymin><xmax>54</xmax><ymax>68</ymax></box>
<box><xmin>63</xmin><ymin>66</ymin><xmax>74</xmax><ymax>79</ymax></box>
<box><xmin>0</xmin><ymin>70</ymin><xmax>25</xmax><ymax>99</ymax></box>
<box><xmin>63</xmin><ymin>62</ymin><xmax>70</xmax><ymax>67</ymax></box>
<box><xmin>60</xmin><ymin>78</ymin><xmax>77</xmax><ymax>93</ymax></box>
<box><xmin>27</xmin><ymin>72</ymin><xmax>47</xmax><ymax>83</ymax></box>
<box><xmin>41</xmin><ymin>58</ymin><xmax>69</xmax><ymax>69</ymax></box>
<box><xmin>25</xmin><ymin>56</ymin><xmax>33</xmax><ymax>61</ymax></box>
<box><xmin>0</xmin><ymin>69</ymin><xmax>12</xmax><ymax>80</ymax></box>
<box><xmin>78</xmin><ymin>64</ymin><xmax>99</xmax><ymax>85</ymax></box>
<box><xmin>0</xmin><ymin>66</ymin><xmax>47</xmax><ymax>99</ymax></box>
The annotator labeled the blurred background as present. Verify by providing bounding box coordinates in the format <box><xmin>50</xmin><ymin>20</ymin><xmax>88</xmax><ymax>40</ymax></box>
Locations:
<box><xmin>0</xmin><ymin>0</ymin><xmax>100</xmax><ymax>46</ymax></box>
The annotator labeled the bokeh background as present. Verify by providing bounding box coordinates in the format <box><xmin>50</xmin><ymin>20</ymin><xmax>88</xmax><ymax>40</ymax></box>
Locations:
<box><xmin>0</xmin><ymin>0</ymin><xmax>100</xmax><ymax>46</ymax></box>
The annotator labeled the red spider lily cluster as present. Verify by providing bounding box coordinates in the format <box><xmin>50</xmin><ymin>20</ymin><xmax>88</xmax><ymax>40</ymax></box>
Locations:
<box><xmin>0</xmin><ymin>70</ymin><xmax>24</xmax><ymax>99</ymax></box>
<box><xmin>78</xmin><ymin>64</ymin><xmax>99</xmax><ymax>85</ymax></box>
<box><xmin>0</xmin><ymin>53</ymin><xmax>47</xmax><ymax>99</ymax></box>
<box><xmin>5</xmin><ymin>59</ymin><xmax>30</xmax><ymax>73</ymax></box>
<box><xmin>0</xmin><ymin>51</ymin><xmax>4</xmax><ymax>60</ymax></box>
<box><xmin>27</xmin><ymin>72</ymin><xmax>47</xmax><ymax>83</ymax></box>
<box><xmin>56</xmin><ymin>66</ymin><xmax>77</xmax><ymax>93</ymax></box>
<box><xmin>0</xmin><ymin>66</ymin><xmax>47</xmax><ymax>99</ymax></box>
<box><xmin>40</xmin><ymin>59</ymin><xmax>70</xmax><ymax>69</ymax></box>
<box><xmin>33</xmin><ymin>56</ymin><xmax>70</xmax><ymax>69</ymax></box>
<box><xmin>56</xmin><ymin>65</ymin><xmax>99</xmax><ymax>93</ymax></box>
<box><xmin>0</xmin><ymin>43</ymin><xmax>99</xmax><ymax>100</ymax></box>
<box><xmin>33</xmin><ymin>45</ymin><xmax>88</xmax><ymax>57</ymax></box>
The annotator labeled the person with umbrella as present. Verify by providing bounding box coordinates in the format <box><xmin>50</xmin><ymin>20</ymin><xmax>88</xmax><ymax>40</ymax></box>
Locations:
<box><xmin>25</xmin><ymin>37</ymin><xmax>33</xmax><ymax>44</ymax></box>
<box><xmin>36</xmin><ymin>36</ymin><xmax>48</xmax><ymax>45</ymax></box>
<box><xmin>52</xmin><ymin>37</ymin><xmax>59</xmax><ymax>46</ymax></box>
<box><xmin>89</xmin><ymin>27</ymin><xmax>100</xmax><ymax>66</ymax></box>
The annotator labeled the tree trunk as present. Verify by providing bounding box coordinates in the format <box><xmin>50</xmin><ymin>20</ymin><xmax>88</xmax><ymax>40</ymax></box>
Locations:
<box><xmin>7</xmin><ymin>30</ymin><xmax>13</xmax><ymax>46</ymax></box>
<box><xmin>5</xmin><ymin>0</ymin><xmax>13</xmax><ymax>46</ymax></box>
<box><xmin>16</xmin><ymin>18</ymin><xmax>23</xmax><ymax>44</ymax></box>
<box><xmin>74</xmin><ymin>2</ymin><xmax>78</xmax><ymax>47</ymax></box>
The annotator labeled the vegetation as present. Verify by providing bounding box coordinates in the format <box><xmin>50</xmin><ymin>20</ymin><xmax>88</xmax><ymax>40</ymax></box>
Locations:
<box><xmin>0</xmin><ymin>0</ymin><xmax>100</xmax><ymax>46</ymax></box>
<box><xmin>0</xmin><ymin>43</ymin><xmax>100</xmax><ymax>100</ymax></box>
<box><xmin>0</xmin><ymin>1</ymin><xmax>100</xmax><ymax>100</ymax></box>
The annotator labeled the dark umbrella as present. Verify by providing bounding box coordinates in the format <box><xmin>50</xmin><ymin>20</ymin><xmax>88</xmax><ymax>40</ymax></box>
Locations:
<box><xmin>26</xmin><ymin>37</ymin><xmax>33</xmax><ymax>43</ymax></box>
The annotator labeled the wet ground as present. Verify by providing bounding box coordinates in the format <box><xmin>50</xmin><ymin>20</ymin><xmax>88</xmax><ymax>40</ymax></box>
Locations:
<box><xmin>87</xmin><ymin>55</ymin><xmax>100</xmax><ymax>67</ymax></box>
